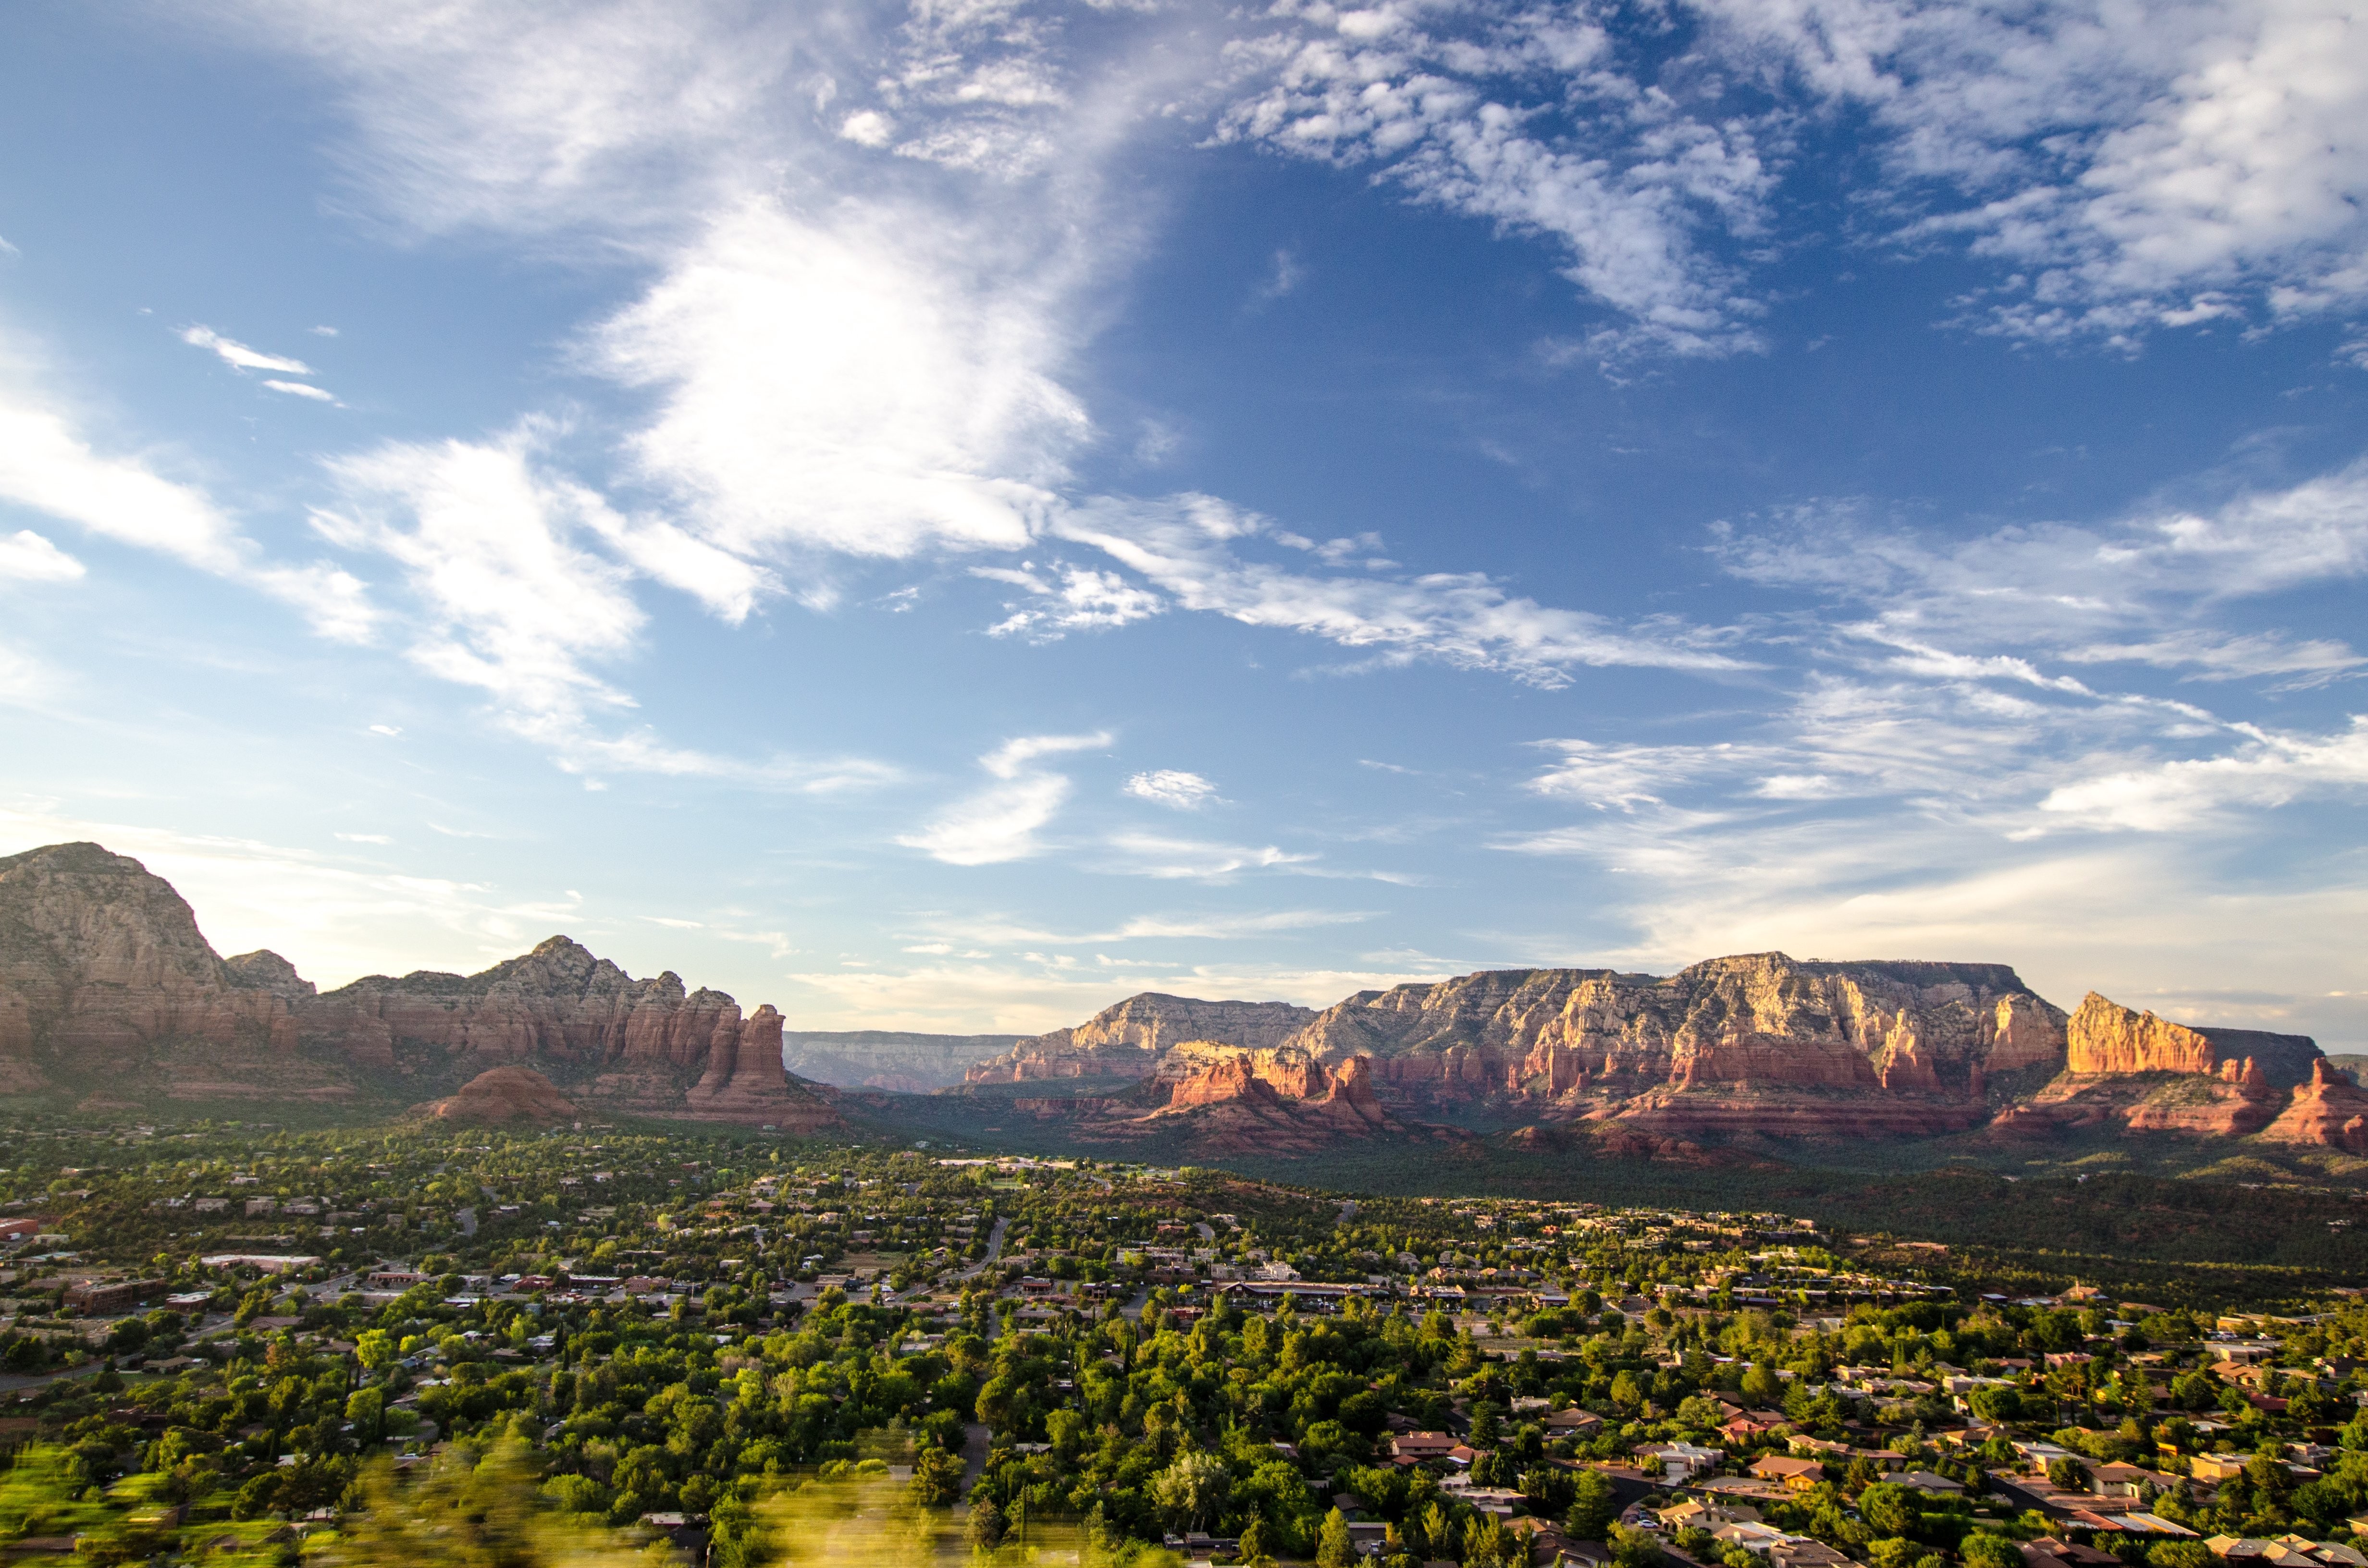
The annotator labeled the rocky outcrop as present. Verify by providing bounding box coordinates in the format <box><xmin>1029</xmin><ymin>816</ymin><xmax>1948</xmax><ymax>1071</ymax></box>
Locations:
<box><xmin>2064</xmin><ymin>992</ymin><xmax>2322</xmax><ymax>1087</ymax></box>
<box><xmin>2256</xmin><ymin>1060</ymin><xmax>2368</xmax><ymax>1153</ymax></box>
<box><xmin>424</xmin><ymin>1065</ymin><xmax>579</xmax><ymax>1125</ymax></box>
<box><xmin>0</xmin><ymin>843</ymin><xmax>306</xmax><ymax>1093</ymax></box>
<box><xmin>0</xmin><ymin>841</ymin><xmax>839</xmax><ymax>1128</ymax></box>
<box><xmin>1122</xmin><ymin>1046</ymin><xmax>1400</xmax><ymax>1153</ymax></box>
<box><xmin>1275</xmin><ymin>955</ymin><xmax>2068</xmax><ymax>1138</ymax></box>
<box><xmin>684</xmin><ymin>1004</ymin><xmax>838</xmax><ymax>1130</ymax></box>
<box><xmin>302</xmin><ymin>937</ymin><xmax>745</xmax><ymax>1074</ymax></box>
<box><xmin>2014</xmin><ymin>992</ymin><xmax>2326</xmax><ymax>1139</ymax></box>
<box><xmin>311</xmin><ymin>943</ymin><xmax>839</xmax><ymax>1127</ymax></box>
<box><xmin>783</xmin><ymin>1029</ymin><xmax>1024</xmax><ymax>1092</ymax></box>
<box><xmin>965</xmin><ymin>993</ymin><xmax>1319</xmax><ymax>1083</ymax></box>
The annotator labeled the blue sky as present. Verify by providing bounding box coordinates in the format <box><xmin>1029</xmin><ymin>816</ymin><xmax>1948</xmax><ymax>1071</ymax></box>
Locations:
<box><xmin>2</xmin><ymin>0</ymin><xmax>2364</xmax><ymax>1043</ymax></box>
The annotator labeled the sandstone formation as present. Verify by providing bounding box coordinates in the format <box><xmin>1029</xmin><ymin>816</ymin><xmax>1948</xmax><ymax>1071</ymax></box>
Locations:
<box><xmin>424</xmin><ymin>1065</ymin><xmax>579</xmax><ymax>1125</ymax></box>
<box><xmin>306</xmin><ymin>946</ymin><xmax>838</xmax><ymax>1127</ymax></box>
<box><xmin>782</xmin><ymin>1029</ymin><xmax>1024</xmax><ymax>1092</ymax></box>
<box><xmin>0</xmin><ymin>841</ymin><xmax>839</xmax><ymax>1128</ymax></box>
<box><xmin>2259</xmin><ymin>1060</ymin><xmax>2368</xmax><ymax>1154</ymax></box>
<box><xmin>2015</xmin><ymin>992</ymin><xmax>2327</xmax><ymax>1139</ymax></box>
<box><xmin>0</xmin><ymin>843</ymin><xmax>310</xmax><ymax>1095</ymax></box>
<box><xmin>684</xmin><ymin>1004</ymin><xmax>838</xmax><ymax>1130</ymax></box>
<box><xmin>1269</xmin><ymin>956</ymin><xmax>2068</xmax><ymax>1138</ymax></box>
<box><xmin>1117</xmin><ymin>1045</ymin><xmax>1402</xmax><ymax>1153</ymax></box>
<box><xmin>964</xmin><ymin>993</ymin><xmax>1319</xmax><ymax>1084</ymax></box>
<box><xmin>2064</xmin><ymin>992</ymin><xmax>2321</xmax><ymax>1087</ymax></box>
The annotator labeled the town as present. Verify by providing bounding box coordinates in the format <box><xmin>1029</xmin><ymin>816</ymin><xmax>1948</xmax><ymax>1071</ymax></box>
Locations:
<box><xmin>0</xmin><ymin>1120</ymin><xmax>2363</xmax><ymax>1568</ymax></box>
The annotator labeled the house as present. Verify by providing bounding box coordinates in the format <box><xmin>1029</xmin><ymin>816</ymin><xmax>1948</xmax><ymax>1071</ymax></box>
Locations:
<box><xmin>63</xmin><ymin>1278</ymin><xmax>167</xmax><ymax>1315</ymax></box>
<box><xmin>1547</xmin><ymin>1408</ymin><xmax>1605</xmax><ymax>1437</ymax></box>
<box><xmin>1893</xmin><ymin>1471</ymin><xmax>1967</xmax><ymax>1497</ymax></box>
<box><xmin>1390</xmin><ymin>1431</ymin><xmax>1460</xmax><ymax>1464</ymax></box>
<box><xmin>2191</xmin><ymin>1455</ymin><xmax>2252</xmax><ymax>1483</ymax></box>
<box><xmin>1749</xmin><ymin>1456</ymin><xmax>1825</xmax><ymax>1492</ymax></box>
<box><xmin>1766</xmin><ymin>1539</ymin><xmax>1851</xmax><ymax>1568</ymax></box>
<box><xmin>1637</xmin><ymin>1442</ymin><xmax>1723</xmax><ymax>1482</ymax></box>
<box><xmin>2023</xmin><ymin>1538</ymin><xmax>2122</xmax><ymax>1568</ymax></box>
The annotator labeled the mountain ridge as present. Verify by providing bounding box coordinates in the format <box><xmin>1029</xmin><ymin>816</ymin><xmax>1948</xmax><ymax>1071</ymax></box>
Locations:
<box><xmin>0</xmin><ymin>839</ymin><xmax>2343</xmax><ymax>1163</ymax></box>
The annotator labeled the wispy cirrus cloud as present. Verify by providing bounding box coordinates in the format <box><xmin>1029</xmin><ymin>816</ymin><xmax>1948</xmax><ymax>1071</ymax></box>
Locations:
<box><xmin>1712</xmin><ymin>458</ymin><xmax>2368</xmax><ymax>685</ymax></box>
<box><xmin>1696</xmin><ymin>0</ymin><xmax>2368</xmax><ymax>343</ymax></box>
<box><xmin>1124</xmin><ymin>770</ymin><xmax>1222</xmax><ymax>810</ymax></box>
<box><xmin>0</xmin><ymin>352</ymin><xmax>372</xmax><ymax>639</ymax></box>
<box><xmin>179</xmin><ymin>324</ymin><xmax>312</xmax><ymax>375</ymax></box>
<box><xmin>1056</xmin><ymin>492</ymin><xmax>1748</xmax><ymax>686</ymax></box>
<box><xmin>0</xmin><ymin>530</ymin><xmax>85</xmax><ymax>585</ymax></box>
<box><xmin>898</xmin><ymin>731</ymin><xmax>1112</xmax><ymax>866</ymax></box>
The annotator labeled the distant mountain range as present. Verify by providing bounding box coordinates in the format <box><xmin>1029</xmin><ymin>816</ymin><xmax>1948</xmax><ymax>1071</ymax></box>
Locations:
<box><xmin>4</xmin><ymin>839</ymin><xmax>2361</xmax><ymax>1165</ymax></box>
<box><xmin>779</xmin><ymin>1030</ymin><xmax>1023</xmax><ymax>1093</ymax></box>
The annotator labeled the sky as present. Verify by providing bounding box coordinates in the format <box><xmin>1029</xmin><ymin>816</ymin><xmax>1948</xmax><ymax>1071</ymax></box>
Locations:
<box><xmin>0</xmin><ymin>0</ymin><xmax>2364</xmax><ymax>1045</ymax></box>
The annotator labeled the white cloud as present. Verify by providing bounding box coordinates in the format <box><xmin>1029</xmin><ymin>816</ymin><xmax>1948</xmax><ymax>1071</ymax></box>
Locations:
<box><xmin>179</xmin><ymin>325</ymin><xmax>313</xmax><ymax>375</ymax></box>
<box><xmin>897</xmin><ymin>773</ymin><xmax>1073</xmax><ymax>867</ymax></box>
<box><xmin>1104</xmin><ymin>832</ymin><xmax>1317</xmax><ymax>881</ymax></box>
<box><xmin>1057</xmin><ymin>492</ymin><xmax>1746</xmax><ymax>685</ymax></box>
<box><xmin>0</xmin><ymin>530</ymin><xmax>85</xmax><ymax>585</ymax></box>
<box><xmin>1713</xmin><ymin>459</ymin><xmax>2368</xmax><ymax>683</ymax></box>
<box><xmin>0</xmin><ymin>365</ymin><xmax>374</xmax><ymax>641</ymax></box>
<box><xmin>980</xmin><ymin>731</ymin><xmax>1110</xmax><ymax>781</ymax></box>
<box><xmin>216</xmin><ymin>0</ymin><xmax>807</xmax><ymax>238</ymax></box>
<box><xmin>899</xmin><ymin>731</ymin><xmax>1112</xmax><ymax>866</ymax></box>
<box><xmin>262</xmin><ymin>379</ymin><xmax>340</xmax><ymax>403</ymax></box>
<box><xmin>313</xmin><ymin>424</ymin><xmax>879</xmax><ymax>787</ymax></box>
<box><xmin>1124</xmin><ymin>769</ymin><xmax>1221</xmax><ymax>809</ymax></box>
<box><xmin>2038</xmin><ymin>716</ymin><xmax>2368</xmax><ymax>831</ymax></box>
<box><xmin>1698</xmin><ymin>0</ymin><xmax>2368</xmax><ymax>343</ymax></box>
<box><xmin>977</xmin><ymin>562</ymin><xmax>1164</xmax><ymax>639</ymax></box>
<box><xmin>1217</xmin><ymin>3</ymin><xmax>1775</xmax><ymax>362</ymax></box>
<box><xmin>335</xmin><ymin>832</ymin><xmax>392</xmax><ymax>844</ymax></box>
<box><xmin>592</xmin><ymin>199</ymin><xmax>1090</xmax><ymax>574</ymax></box>
<box><xmin>316</xmin><ymin>428</ymin><xmax>647</xmax><ymax>723</ymax></box>
<box><xmin>308</xmin><ymin>325</ymin><xmax>339</xmax><ymax>336</ymax></box>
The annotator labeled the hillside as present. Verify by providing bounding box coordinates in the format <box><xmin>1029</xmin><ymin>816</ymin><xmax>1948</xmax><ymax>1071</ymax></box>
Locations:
<box><xmin>0</xmin><ymin>842</ymin><xmax>836</xmax><ymax>1130</ymax></box>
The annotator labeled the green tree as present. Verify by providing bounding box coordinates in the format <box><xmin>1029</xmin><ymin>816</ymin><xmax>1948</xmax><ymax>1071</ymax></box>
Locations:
<box><xmin>1317</xmin><ymin>1507</ymin><xmax>1356</xmax><ymax>1568</ymax></box>
<box><xmin>1964</xmin><ymin>1535</ymin><xmax>2024</xmax><ymax>1568</ymax></box>
<box><xmin>1151</xmin><ymin>1451</ymin><xmax>1230</xmax><ymax>1531</ymax></box>
<box><xmin>908</xmin><ymin>1449</ymin><xmax>964</xmax><ymax>1507</ymax></box>
<box><xmin>1566</xmin><ymin>1469</ymin><xmax>1618</xmax><ymax>1540</ymax></box>
<box><xmin>966</xmin><ymin>1494</ymin><xmax>1004</xmax><ymax>1551</ymax></box>
<box><xmin>1861</xmin><ymin>1483</ymin><xmax>1919</xmax><ymax>1539</ymax></box>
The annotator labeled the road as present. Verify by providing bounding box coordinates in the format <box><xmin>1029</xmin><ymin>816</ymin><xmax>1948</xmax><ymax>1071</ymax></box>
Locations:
<box><xmin>955</xmin><ymin>1217</ymin><xmax>1008</xmax><ymax>1282</ymax></box>
<box><xmin>959</xmin><ymin>1421</ymin><xmax>992</xmax><ymax>1497</ymax></box>
<box><xmin>456</xmin><ymin>1207</ymin><xmax>478</xmax><ymax>1237</ymax></box>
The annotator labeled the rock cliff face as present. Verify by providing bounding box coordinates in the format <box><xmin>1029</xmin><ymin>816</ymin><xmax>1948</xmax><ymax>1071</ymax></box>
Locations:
<box><xmin>2064</xmin><ymin>992</ymin><xmax>2322</xmax><ymax>1087</ymax></box>
<box><xmin>1106</xmin><ymin>1044</ymin><xmax>1401</xmax><ymax>1153</ymax></box>
<box><xmin>303</xmin><ymin>943</ymin><xmax>837</xmax><ymax>1127</ymax></box>
<box><xmin>963</xmin><ymin>993</ymin><xmax>1319</xmax><ymax>1083</ymax></box>
<box><xmin>2259</xmin><ymin>1060</ymin><xmax>2368</xmax><ymax>1154</ymax></box>
<box><xmin>0</xmin><ymin>841</ymin><xmax>838</xmax><ymax>1128</ymax></box>
<box><xmin>1274</xmin><ymin>955</ymin><xmax>2068</xmax><ymax>1137</ymax></box>
<box><xmin>424</xmin><ymin>1065</ymin><xmax>579</xmax><ymax>1125</ymax></box>
<box><xmin>302</xmin><ymin>937</ymin><xmax>745</xmax><ymax>1076</ymax></box>
<box><xmin>0</xmin><ymin>843</ymin><xmax>309</xmax><ymax>1095</ymax></box>
<box><xmin>2015</xmin><ymin>992</ymin><xmax>2327</xmax><ymax>1139</ymax></box>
